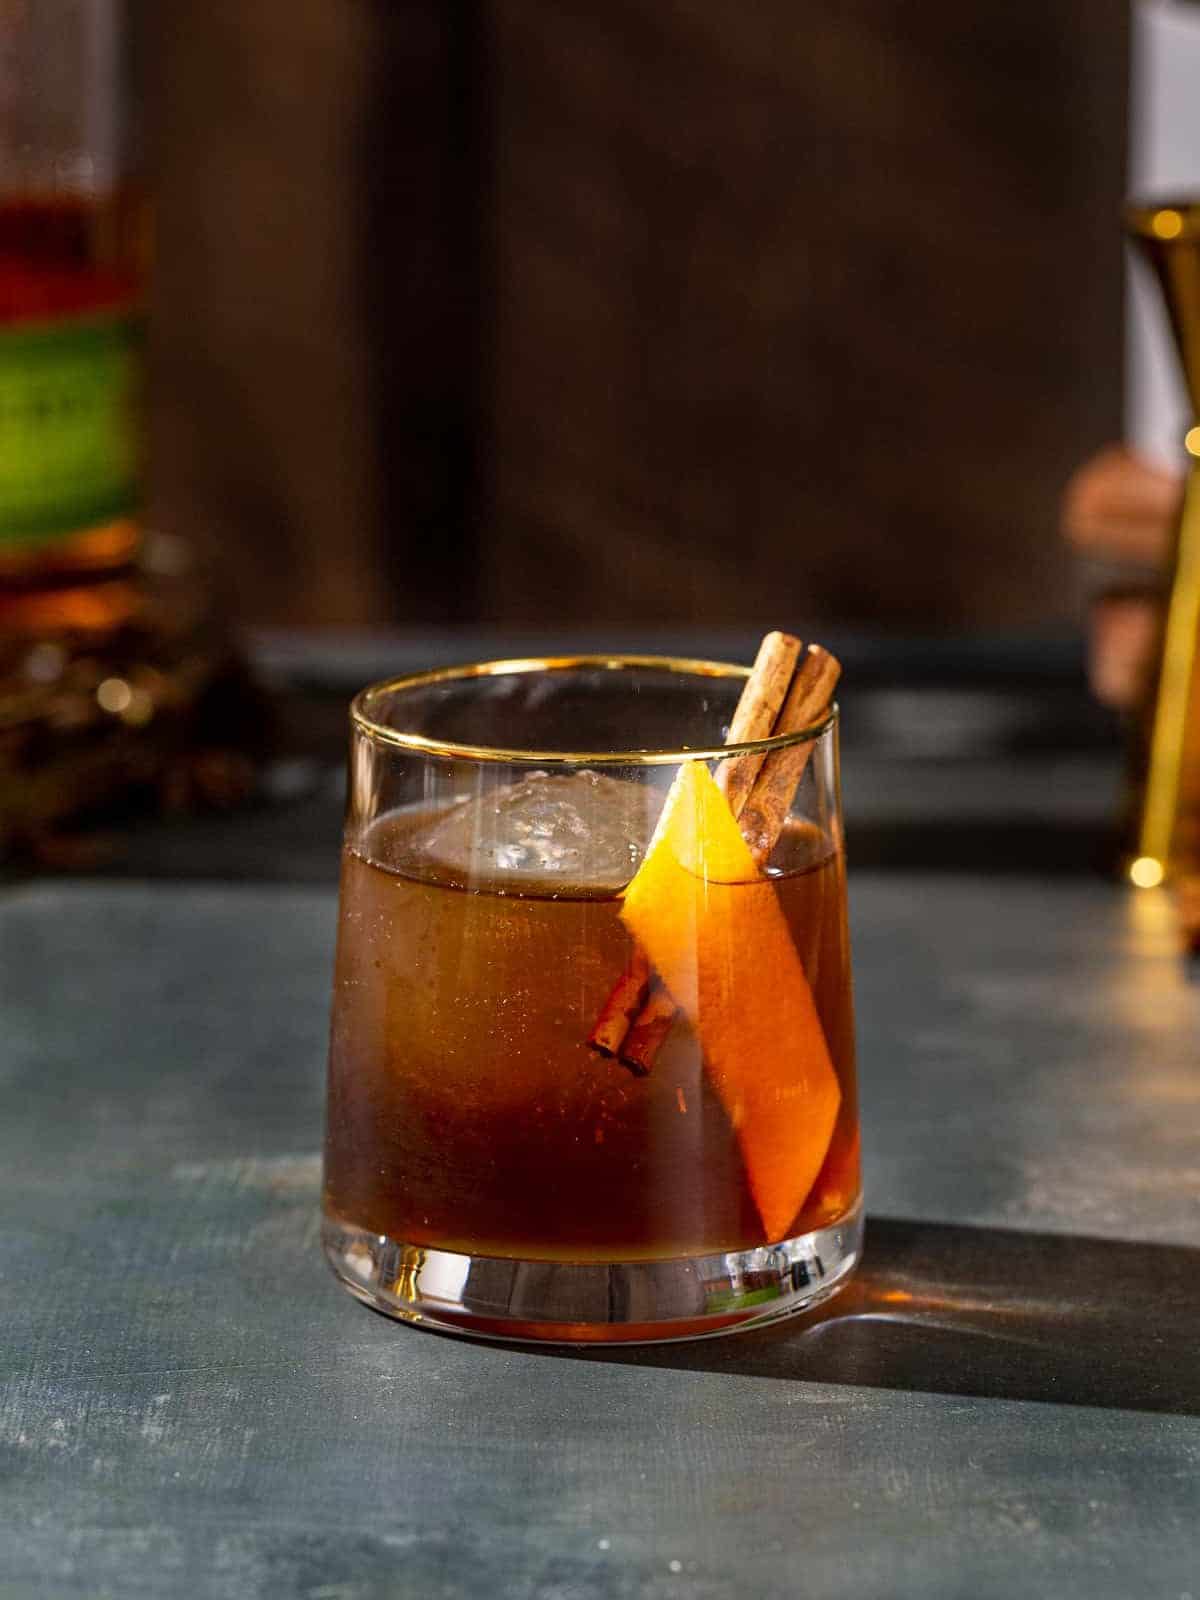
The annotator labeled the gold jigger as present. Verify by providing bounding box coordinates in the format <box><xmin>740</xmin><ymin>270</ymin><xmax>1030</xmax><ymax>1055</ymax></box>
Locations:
<box><xmin>1124</xmin><ymin>201</ymin><xmax>1200</xmax><ymax>902</ymax></box>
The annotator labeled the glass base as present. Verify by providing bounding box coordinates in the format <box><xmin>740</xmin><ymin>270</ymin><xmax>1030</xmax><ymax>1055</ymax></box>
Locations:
<box><xmin>322</xmin><ymin>1199</ymin><xmax>863</xmax><ymax>1345</ymax></box>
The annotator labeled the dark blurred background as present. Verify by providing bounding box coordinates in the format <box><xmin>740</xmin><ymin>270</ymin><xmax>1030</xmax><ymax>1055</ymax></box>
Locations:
<box><xmin>139</xmin><ymin>2</ymin><xmax>1128</xmax><ymax>634</ymax></box>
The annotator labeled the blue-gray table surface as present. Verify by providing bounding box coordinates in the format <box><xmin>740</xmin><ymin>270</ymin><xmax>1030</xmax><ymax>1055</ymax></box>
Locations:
<box><xmin>2</xmin><ymin>638</ymin><xmax>1199</xmax><ymax>1599</ymax></box>
<box><xmin>5</xmin><ymin>874</ymin><xmax>1199</xmax><ymax>1599</ymax></box>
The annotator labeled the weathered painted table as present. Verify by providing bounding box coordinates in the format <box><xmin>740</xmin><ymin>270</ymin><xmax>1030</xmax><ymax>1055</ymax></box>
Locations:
<box><xmin>2</xmin><ymin>641</ymin><xmax>1198</xmax><ymax>1597</ymax></box>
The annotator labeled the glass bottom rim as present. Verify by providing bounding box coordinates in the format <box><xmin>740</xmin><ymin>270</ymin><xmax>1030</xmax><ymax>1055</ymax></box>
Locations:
<box><xmin>322</xmin><ymin>1197</ymin><xmax>863</xmax><ymax>1346</ymax></box>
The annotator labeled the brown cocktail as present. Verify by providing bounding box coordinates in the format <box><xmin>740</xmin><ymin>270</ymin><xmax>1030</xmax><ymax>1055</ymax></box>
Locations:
<box><xmin>324</xmin><ymin>641</ymin><xmax>862</xmax><ymax>1341</ymax></box>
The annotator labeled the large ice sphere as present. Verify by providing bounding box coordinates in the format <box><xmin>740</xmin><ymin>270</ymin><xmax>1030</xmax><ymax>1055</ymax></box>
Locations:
<box><xmin>415</xmin><ymin>770</ymin><xmax>661</xmax><ymax>893</ymax></box>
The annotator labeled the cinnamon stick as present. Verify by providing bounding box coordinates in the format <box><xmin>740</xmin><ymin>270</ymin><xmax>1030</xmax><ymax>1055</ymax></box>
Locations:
<box><xmin>715</xmin><ymin>630</ymin><xmax>803</xmax><ymax>818</ymax></box>
<box><xmin>738</xmin><ymin>645</ymin><xmax>842</xmax><ymax>867</ymax></box>
<box><xmin>617</xmin><ymin>642</ymin><xmax>841</xmax><ymax>1075</ymax></box>
<box><xmin>587</xmin><ymin>631</ymin><xmax>799</xmax><ymax>1066</ymax></box>
<box><xmin>587</xmin><ymin>946</ymin><xmax>653</xmax><ymax>1061</ymax></box>
<box><xmin>588</xmin><ymin>633</ymin><xmax>842</xmax><ymax>1074</ymax></box>
<box><xmin>617</xmin><ymin>980</ymin><xmax>679</xmax><ymax>1071</ymax></box>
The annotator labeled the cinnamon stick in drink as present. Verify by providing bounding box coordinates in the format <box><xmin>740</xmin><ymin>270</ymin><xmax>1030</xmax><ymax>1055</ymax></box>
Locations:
<box><xmin>588</xmin><ymin>634</ymin><xmax>841</xmax><ymax>1073</ymax></box>
<box><xmin>618</xmin><ymin>643</ymin><xmax>840</xmax><ymax>1074</ymax></box>
<box><xmin>586</xmin><ymin>947</ymin><xmax>654</xmax><ymax>1063</ymax></box>
<box><xmin>617</xmin><ymin>980</ymin><xmax>679</xmax><ymax>1072</ymax></box>
<box><xmin>586</xmin><ymin>631</ymin><xmax>799</xmax><ymax>1063</ymax></box>
<box><xmin>738</xmin><ymin>646</ymin><xmax>842</xmax><ymax>867</ymax></box>
<box><xmin>715</xmin><ymin>631</ymin><xmax>803</xmax><ymax>817</ymax></box>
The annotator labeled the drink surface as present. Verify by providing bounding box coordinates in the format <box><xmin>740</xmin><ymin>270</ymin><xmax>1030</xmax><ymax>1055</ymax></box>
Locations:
<box><xmin>325</xmin><ymin>773</ymin><xmax>860</xmax><ymax>1262</ymax></box>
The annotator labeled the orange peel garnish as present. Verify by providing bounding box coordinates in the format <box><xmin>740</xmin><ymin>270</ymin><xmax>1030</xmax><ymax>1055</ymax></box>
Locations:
<box><xmin>621</xmin><ymin>761</ymin><xmax>841</xmax><ymax>1241</ymax></box>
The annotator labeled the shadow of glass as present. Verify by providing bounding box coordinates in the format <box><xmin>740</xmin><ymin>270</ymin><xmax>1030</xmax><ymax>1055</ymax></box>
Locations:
<box><xmin>561</xmin><ymin>1217</ymin><xmax>1200</xmax><ymax>1416</ymax></box>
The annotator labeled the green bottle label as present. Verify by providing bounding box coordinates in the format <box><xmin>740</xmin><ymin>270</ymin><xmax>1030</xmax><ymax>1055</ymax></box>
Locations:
<box><xmin>0</xmin><ymin>310</ymin><xmax>142</xmax><ymax>548</ymax></box>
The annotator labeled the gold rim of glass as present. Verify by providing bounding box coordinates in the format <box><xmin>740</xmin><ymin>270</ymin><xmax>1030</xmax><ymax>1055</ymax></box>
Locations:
<box><xmin>351</xmin><ymin>654</ymin><xmax>838</xmax><ymax>766</ymax></box>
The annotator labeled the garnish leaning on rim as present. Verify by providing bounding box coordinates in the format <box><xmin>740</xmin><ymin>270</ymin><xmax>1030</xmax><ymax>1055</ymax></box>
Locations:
<box><xmin>587</xmin><ymin>630</ymin><xmax>842</xmax><ymax>1074</ymax></box>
